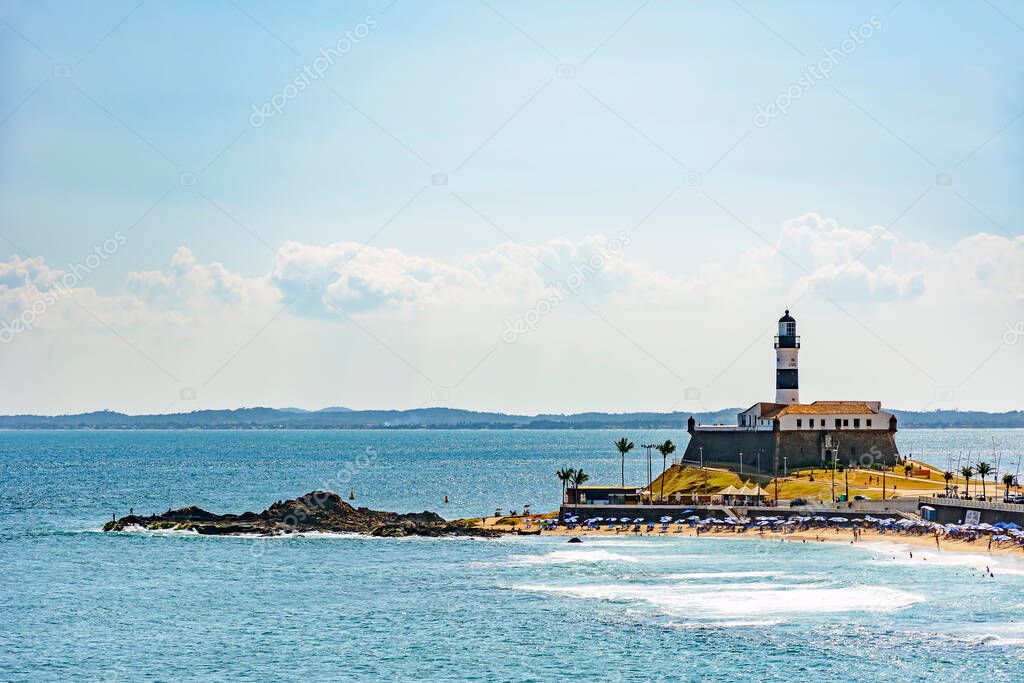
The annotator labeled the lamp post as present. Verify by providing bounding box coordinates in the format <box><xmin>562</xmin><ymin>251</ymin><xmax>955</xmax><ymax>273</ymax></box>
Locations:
<box><xmin>844</xmin><ymin>463</ymin><xmax>849</xmax><ymax>502</ymax></box>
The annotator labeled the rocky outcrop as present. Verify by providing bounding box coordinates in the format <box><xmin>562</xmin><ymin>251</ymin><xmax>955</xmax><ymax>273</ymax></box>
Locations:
<box><xmin>103</xmin><ymin>491</ymin><xmax>502</xmax><ymax>538</ymax></box>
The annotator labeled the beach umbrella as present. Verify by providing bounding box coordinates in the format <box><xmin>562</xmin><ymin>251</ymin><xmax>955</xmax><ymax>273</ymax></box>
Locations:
<box><xmin>633</xmin><ymin>518</ymin><xmax>644</xmax><ymax>523</ymax></box>
<box><xmin>687</xmin><ymin>515</ymin><xmax>701</xmax><ymax>520</ymax></box>
<box><xmin>828</xmin><ymin>517</ymin><xmax>847</xmax><ymax>523</ymax></box>
<box><xmin>660</xmin><ymin>516</ymin><xmax>673</xmax><ymax>523</ymax></box>
<box><xmin>620</xmin><ymin>517</ymin><xmax>631</xmax><ymax>522</ymax></box>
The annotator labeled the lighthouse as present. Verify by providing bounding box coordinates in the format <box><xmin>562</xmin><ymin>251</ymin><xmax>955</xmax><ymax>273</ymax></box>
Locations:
<box><xmin>774</xmin><ymin>309</ymin><xmax>800</xmax><ymax>404</ymax></box>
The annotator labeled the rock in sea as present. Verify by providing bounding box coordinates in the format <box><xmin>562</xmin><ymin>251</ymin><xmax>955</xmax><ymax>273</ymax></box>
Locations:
<box><xmin>103</xmin><ymin>490</ymin><xmax>503</xmax><ymax>538</ymax></box>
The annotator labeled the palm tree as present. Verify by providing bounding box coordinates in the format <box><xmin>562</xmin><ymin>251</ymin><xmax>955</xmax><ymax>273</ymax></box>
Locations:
<box><xmin>976</xmin><ymin>462</ymin><xmax>992</xmax><ymax>499</ymax></box>
<box><xmin>942</xmin><ymin>471</ymin><xmax>953</xmax><ymax>496</ymax></box>
<box><xmin>615</xmin><ymin>438</ymin><xmax>634</xmax><ymax>487</ymax></box>
<box><xmin>556</xmin><ymin>468</ymin><xmax>576</xmax><ymax>505</ymax></box>
<box><xmin>571</xmin><ymin>469</ymin><xmax>590</xmax><ymax>512</ymax></box>
<box><xmin>959</xmin><ymin>465</ymin><xmax>974</xmax><ymax>498</ymax></box>
<box><xmin>1002</xmin><ymin>473</ymin><xmax>1015</xmax><ymax>502</ymax></box>
<box><xmin>656</xmin><ymin>440</ymin><xmax>677</xmax><ymax>503</ymax></box>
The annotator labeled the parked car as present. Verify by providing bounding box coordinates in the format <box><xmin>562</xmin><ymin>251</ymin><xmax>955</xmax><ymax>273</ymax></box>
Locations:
<box><xmin>853</xmin><ymin>495</ymin><xmax>870</xmax><ymax>501</ymax></box>
<box><xmin>789</xmin><ymin>498</ymin><xmax>808</xmax><ymax>507</ymax></box>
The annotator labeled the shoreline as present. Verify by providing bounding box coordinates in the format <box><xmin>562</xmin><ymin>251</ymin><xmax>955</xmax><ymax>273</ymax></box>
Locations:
<box><xmin>478</xmin><ymin>517</ymin><xmax>1024</xmax><ymax>556</ymax></box>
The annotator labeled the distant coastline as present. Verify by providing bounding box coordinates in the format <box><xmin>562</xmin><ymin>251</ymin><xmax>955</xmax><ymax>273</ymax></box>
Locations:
<box><xmin>1</xmin><ymin>406</ymin><xmax>1023</xmax><ymax>430</ymax></box>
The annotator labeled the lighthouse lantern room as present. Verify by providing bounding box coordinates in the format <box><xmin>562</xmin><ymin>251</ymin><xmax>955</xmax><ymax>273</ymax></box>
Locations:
<box><xmin>774</xmin><ymin>309</ymin><xmax>800</xmax><ymax>404</ymax></box>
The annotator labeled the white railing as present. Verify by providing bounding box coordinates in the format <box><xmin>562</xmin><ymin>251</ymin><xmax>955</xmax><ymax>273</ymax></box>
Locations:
<box><xmin>925</xmin><ymin>496</ymin><xmax>1024</xmax><ymax>514</ymax></box>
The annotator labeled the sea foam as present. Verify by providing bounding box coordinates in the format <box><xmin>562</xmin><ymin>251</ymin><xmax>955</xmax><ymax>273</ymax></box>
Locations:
<box><xmin>509</xmin><ymin>549</ymin><xmax>641</xmax><ymax>565</ymax></box>
<box><xmin>514</xmin><ymin>582</ymin><xmax>924</xmax><ymax>617</ymax></box>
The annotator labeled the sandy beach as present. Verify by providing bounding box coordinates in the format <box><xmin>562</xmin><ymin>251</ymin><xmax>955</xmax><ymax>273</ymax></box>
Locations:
<box><xmin>478</xmin><ymin>517</ymin><xmax>1024</xmax><ymax>557</ymax></box>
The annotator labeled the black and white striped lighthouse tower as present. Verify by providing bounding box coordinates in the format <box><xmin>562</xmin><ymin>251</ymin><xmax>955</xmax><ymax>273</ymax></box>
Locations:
<box><xmin>774</xmin><ymin>309</ymin><xmax>800</xmax><ymax>404</ymax></box>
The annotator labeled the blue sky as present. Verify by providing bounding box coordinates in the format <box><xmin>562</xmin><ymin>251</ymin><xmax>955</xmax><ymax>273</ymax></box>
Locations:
<box><xmin>1</xmin><ymin>0</ymin><xmax>1022</xmax><ymax>414</ymax></box>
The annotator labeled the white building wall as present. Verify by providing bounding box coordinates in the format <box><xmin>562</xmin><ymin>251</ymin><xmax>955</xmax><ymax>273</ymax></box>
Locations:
<box><xmin>778</xmin><ymin>411</ymin><xmax>892</xmax><ymax>431</ymax></box>
<box><xmin>776</xmin><ymin>349</ymin><xmax>798</xmax><ymax>368</ymax></box>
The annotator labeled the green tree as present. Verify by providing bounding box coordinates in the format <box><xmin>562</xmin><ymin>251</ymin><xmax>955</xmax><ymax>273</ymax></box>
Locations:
<box><xmin>976</xmin><ymin>462</ymin><xmax>992</xmax><ymax>499</ymax></box>
<box><xmin>942</xmin><ymin>471</ymin><xmax>954</xmax><ymax>496</ymax></box>
<box><xmin>960</xmin><ymin>466</ymin><xmax>974</xmax><ymax>498</ymax></box>
<box><xmin>1002</xmin><ymin>473</ymin><xmax>1015</xmax><ymax>501</ymax></box>
<box><xmin>615</xmin><ymin>438</ymin><xmax>634</xmax><ymax>488</ymax></box>
<box><xmin>656</xmin><ymin>440</ymin><xmax>677</xmax><ymax>503</ymax></box>
<box><xmin>556</xmin><ymin>467</ymin><xmax>576</xmax><ymax>505</ymax></box>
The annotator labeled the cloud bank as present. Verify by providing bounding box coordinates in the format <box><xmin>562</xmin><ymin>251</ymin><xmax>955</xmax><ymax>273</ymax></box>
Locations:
<box><xmin>0</xmin><ymin>213</ymin><xmax>1020</xmax><ymax>414</ymax></box>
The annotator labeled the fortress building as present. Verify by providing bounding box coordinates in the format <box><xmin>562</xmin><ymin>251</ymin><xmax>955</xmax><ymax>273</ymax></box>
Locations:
<box><xmin>682</xmin><ymin>310</ymin><xmax>900</xmax><ymax>475</ymax></box>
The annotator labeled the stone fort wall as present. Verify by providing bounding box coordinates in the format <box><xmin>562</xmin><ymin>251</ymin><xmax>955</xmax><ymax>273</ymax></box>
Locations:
<box><xmin>681</xmin><ymin>427</ymin><xmax>899</xmax><ymax>474</ymax></box>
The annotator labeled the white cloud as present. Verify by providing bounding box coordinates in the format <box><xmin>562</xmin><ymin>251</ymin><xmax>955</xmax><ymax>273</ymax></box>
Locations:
<box><xmin>127</xmin><ymin>246</ymin><xmax>278</xmax><ymax>314</ymax></box>
<box><xmin>0</xmin><ymin>215</ymin><xmax>1020</xmax><ymax>414</ymax></box>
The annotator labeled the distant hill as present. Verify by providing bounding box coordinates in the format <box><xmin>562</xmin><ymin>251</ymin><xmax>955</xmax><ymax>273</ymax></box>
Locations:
<box><xmin>0</xmin><ymin>406</ymin><xmax>1020</xmax><ymax>429</ymax></box>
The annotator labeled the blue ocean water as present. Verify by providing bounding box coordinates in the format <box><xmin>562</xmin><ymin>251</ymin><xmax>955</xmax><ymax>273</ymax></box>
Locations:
<box><xmin>3</xmin><ymin>429</ymin><xmax>1024</xmax><ymax>681</ymax></box>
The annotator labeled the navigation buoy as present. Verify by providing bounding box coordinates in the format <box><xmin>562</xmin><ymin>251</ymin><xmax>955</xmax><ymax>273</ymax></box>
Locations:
<box><xmin>349</xmin><ymin>490</ymin><xmax>355</xmax><ymax>500</ymax></box>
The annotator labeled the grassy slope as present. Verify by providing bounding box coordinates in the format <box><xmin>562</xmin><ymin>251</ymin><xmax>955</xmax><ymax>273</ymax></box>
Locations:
<box><xmin>650</xmin><ymin>460</ymin><xmax>964</xmax><ymax>502</ymax></box>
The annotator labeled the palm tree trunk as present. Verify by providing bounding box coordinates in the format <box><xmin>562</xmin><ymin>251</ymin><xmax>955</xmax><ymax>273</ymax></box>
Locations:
<box><xmin>660</xmin><ymin>454</ymin><xmax>666</xmax><ymax>503</ymax></box>
<box><xmin>621</xmin><ymin>453</ymin><xmax>625</xmax><ymax>488</ymax></box>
